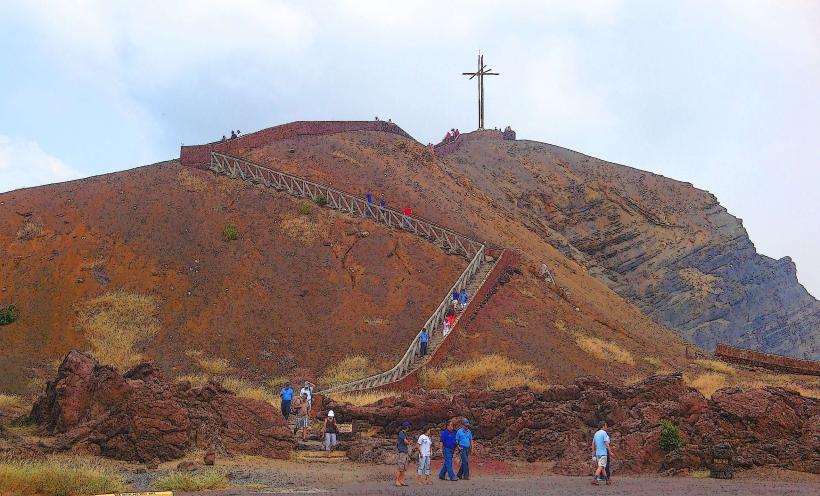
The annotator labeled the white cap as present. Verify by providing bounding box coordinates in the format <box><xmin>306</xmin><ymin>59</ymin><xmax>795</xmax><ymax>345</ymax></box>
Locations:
<box><xmin>328</xmin><ymin>410</ymin><xmax>335</xmax><ymax>417</ymax></box>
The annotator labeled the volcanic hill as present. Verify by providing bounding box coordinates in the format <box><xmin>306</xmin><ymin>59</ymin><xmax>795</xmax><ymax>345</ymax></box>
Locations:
<box><xmin>0</xmin><ymin>120</ymin><xmax>816</xmax><ymax>397</ymax></box>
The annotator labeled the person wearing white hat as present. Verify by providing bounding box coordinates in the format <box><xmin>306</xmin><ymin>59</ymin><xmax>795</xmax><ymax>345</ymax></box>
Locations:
<box><xmin>321</xmin><ymin>410</ymin><xmax>338</xmax><ymax>451</ymax></box>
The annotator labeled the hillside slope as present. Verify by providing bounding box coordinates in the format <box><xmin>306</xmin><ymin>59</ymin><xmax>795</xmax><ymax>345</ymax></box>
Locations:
<box><xmin>230</xmin><ymin>128</ymin><xmax>694</xmax><ymax>382</ymax></box>
<box><xmin>0</xmin><ymin>162</ymin><xmax>464</xmax><ymax>393</ymax></box>
<box><xmin>443</xmin><ymin>131</ymin><xmax>819</xmax><ymax>359</ymax></box>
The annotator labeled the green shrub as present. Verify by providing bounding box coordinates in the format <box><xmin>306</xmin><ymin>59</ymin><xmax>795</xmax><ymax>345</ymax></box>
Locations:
<box><xmin>659</xmin><ymin>419</ymin><xmax>684</xmax><ymax>452</ymax></box>
<box><xmin>298</xmin><ymin>201</ymin><xmax>312</xmax><ymax>215</ymax></box>
<box><xmin>314</xmin><ymin>194</ymin><xmax>328</xmax><ymax>207</ymax></box>
<box><xmin>0</xmin><ymin>305</ymin><xmax>18</xmax><ymax>325</ymax></box>
<box><xmin>222</xmin><ymin>223</ymin><xmax>239</xmax><ymax>241</ymax></box>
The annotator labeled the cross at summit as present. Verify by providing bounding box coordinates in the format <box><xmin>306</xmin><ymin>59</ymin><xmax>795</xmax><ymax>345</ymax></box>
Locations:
<box><xmin>463</xmin><ymin>52</ymin><xmax>499</xmax><ymax>130</ymax></box>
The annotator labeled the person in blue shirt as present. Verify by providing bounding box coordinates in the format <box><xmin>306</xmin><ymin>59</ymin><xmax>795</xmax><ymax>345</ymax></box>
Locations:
<box><xmin>455</xmin><ymin>418</ymin><xmax>474</xmax><ymax>480</ymax></box>
<box><xmin>591</xmin><ymin>421</ymin><xmax>613</xmax><ymax>485</ymax></box>
<box><xmin>419</xmin><ymin>328</ymin><xmax>429</xmax><ymax>356</ymax></box>
<box><xmin>279</xmin><ymin>382</ymin><xmax>294</xmax><ymax>421</ymax></box>
<box><xmin>438</xmin><ymin>421</ymin><xmax>458</xmax><ymax>481</ymax></box>
<box><xmin>395</xmin><ymin>420</ymin><xmax>410</xmax><ymax>487</ymax></box>
<box><xmin>459</xmin><ymin>289</ymin><xmax>469</xmax><ymax>310</ymax></box>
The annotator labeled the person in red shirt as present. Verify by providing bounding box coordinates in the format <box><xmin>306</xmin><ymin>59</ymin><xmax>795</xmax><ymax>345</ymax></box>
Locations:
<box><xmin>403</xmin><ymin>207</ymin><xmax>412</xmax><ymax>229</ymax></box>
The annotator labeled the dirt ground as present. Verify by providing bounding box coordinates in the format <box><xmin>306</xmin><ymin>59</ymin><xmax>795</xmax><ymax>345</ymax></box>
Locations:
<box><xmin>171</xmin><ymin>459</ymin><xmax>820</xmax><ymax>495</ymax></box>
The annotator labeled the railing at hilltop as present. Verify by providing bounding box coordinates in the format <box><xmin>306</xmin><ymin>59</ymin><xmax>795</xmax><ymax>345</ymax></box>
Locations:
<box><xmin>206</xmin><ymin>152</ymin><xmax>503</xmax><ymax>393</ymax></box>
<box><xmin>210</xmin><ymin>152</ymin><xmax>483</xmax><ymax>258</ymax></box>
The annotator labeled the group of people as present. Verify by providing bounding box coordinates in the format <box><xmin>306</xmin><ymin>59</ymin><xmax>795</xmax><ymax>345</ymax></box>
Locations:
<box><xmin>363</xmin><ymin>191</ymin><xmax>416</xmax><ymax>229</ymax></box>
<box><xmin>221</xmin><ymin>130</ymin><xmax>242</xmax><ymax>141</ymax></box>
<box><xmin>395</xmin><ymin>418</ymin><xmax>474</xmax><ymax>486</ymax></box>
<box><xmin>442</xmin><ymin>128</ymin><xmax>461</xmax><ymax>144</ymax></box>
<box><xmin>279</xmin><ymin>381</ymin><xmax>316</xmax><ymax>442</ymax></box>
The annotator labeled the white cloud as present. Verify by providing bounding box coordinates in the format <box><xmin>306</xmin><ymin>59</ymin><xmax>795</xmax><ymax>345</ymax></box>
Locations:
<box><xmin>9</xmin><ymin>0</ymin><xmax>317</xmax><ymax>86</ymax></box>
<box><xmin>0</xmin><ymin>136</ymin><xmax>79</xmax><ymax>193</ymax></box>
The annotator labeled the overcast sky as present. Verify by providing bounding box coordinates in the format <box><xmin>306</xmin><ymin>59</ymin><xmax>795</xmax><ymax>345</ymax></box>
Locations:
<box><xmin>1</xmin><ymin>1</ymin><xmax>818</xmax><ymax>297</ymax></box>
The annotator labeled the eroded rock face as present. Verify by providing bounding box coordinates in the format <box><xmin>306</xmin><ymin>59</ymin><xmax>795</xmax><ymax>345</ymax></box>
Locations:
<box><xmin>30</xmin><ymin>351</ymin><xmax>294</xmax><ymax>462</ymax></box>
<box><xmin>327</xmin><ymin>374</ymin><xmax>819</xmax><ymax>475</ymax></box>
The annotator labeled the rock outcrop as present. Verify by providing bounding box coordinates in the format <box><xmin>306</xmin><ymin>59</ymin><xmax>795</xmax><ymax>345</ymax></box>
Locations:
<box><xmin>30</xmin><ymin>351</ymin><xmax>294</xmax><ymax>462</ymax></box>
<box><xmin>443</xmin><ymin>137</ymin><xmax>820</xmax><ymax>359</ymax></box>
<box><xmin>327</xmin><ymin>374</ymin><xmax>819</xmax><ymax>475</ymax></box>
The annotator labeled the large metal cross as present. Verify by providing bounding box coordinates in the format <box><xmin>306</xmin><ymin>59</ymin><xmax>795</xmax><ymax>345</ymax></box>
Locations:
<box><xmin>462</xmin><ymin>53</ymin><xmax>499</xmax><ymax>130</ymax></box>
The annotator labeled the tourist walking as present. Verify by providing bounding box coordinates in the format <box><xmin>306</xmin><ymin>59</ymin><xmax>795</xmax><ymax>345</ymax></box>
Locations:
<box><xmin>279</xmin><ymin>381</ymin><xmax>294</xmax><ymax>421</ymax></box>
<box><xmin>417</xmin><ymin>428</ymin><xmax>433</xmax><ymax>485</ymax></box>
<box><xmin>459</xmin><ymin>289</ymin><xmax>469</xmax><ymax>310</ymax></box>
<box><xmin>365</xmin><ymin>192</ymin><xmax>373</xmax><ymax>218</ymax></box>
<box><xmin>438</xmin><ymin>421</ymin><xmax>457</xmax><ymax>481</ymax></box>
<box><xmin>300</xmin><ymin>381</ymin><xmax>315</xmax><ymax>412</ymax></box>
<box><xmin>321</xmin><ymin>410</ymin><xmax>338</xmax><ymax>451</ymax></box>
<box><xmin>591</xmin><ymin>421</ymin><xmax>612</xmax><ymax>485</ymax></box>
<box><xmin>395</xmin><ymin>421</ymin><xmax>411</xmax><ymax>487</ymax></box>
<box><xmin>456</xmin><ymin>418</ymin><xmax>473</xmax><ymax>480</ymax></box>
<box><xmin>403</xmin><ymin>207</ymin><xmax>412</xmax><ymax>229</ymax></box>
<box><xmin>419</xmin><ymin>328</ymin><xmax>429</xmax><ymax>356</ymax></box>
<box><xmin>452</xmin><ymin>290</ymin><xmax>460</xmax><ymax>308</ymax></box>
<box><xmin>293</xmin><ymin>393</ymin><xmax>311</xmax><ymax>441</ymax></box>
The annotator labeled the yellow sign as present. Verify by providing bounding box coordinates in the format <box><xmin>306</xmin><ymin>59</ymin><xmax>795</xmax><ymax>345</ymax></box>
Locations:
<box><xmin>338</xmin><ymin>422</ymin><xmax>353</xmax><ymax>433</ymax></box>
<box><xmin>95</xmin><ymin>492</ymin><xmax>173</xmax><ymax>496</ymax></box>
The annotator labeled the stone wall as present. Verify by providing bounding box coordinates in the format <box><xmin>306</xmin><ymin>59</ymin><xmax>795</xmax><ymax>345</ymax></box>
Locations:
<box><xmin>715</xmin><ymin>343</ymin><xmax>820</xmax><ymax>376</ymax></box>
<box><xmin>180</xmin><ymin>120</ymin><xmax>414</xmax><ymax>168</ymax></box>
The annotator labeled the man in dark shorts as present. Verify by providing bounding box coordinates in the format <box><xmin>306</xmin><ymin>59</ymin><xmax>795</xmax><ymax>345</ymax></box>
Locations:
<box><xmin>395</xmin><ymin>420</ymin><xmax>411</xmax><ymax>487</ymax></box>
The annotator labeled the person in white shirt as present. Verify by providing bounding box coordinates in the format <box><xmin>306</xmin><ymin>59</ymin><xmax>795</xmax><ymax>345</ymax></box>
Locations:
<box><xmin>417</xmin><ymin>428</ymin><xmax>433</xmax><ymax>485</ymax></box>
<box><xmin>300</xmin><ymin>381</ymin><xmax>315</xmax><ymax>412</ymax></box>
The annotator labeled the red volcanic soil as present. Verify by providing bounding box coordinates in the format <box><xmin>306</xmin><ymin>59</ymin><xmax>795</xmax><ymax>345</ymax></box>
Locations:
<box><xmin>0</xmin><ymin>162</ymin><xmax>464</xmax><ymax>392</ymax></box>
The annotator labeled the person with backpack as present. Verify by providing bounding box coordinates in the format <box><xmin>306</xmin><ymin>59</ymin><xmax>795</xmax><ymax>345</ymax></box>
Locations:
<box><xmin>321</xmin><ymin>410</ymin><xmax>338</xmax><ymax>451</ymax></box>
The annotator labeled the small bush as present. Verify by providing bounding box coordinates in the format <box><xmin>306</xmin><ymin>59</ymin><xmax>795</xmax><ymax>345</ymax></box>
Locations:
<box><xmin>221</xmin><ymin>377</ymin><xmax>279</xmax><ymax>408</ymax></box>
<box><xmin>16</xmin><ymin>220</ymin><xmax>42</xmax><ymax>240</ymax></box>
<box><xmin>314</xmin><ymin>194</ymin><xmax>328</xmax><ymax>207</ymax></box>
<box><xmin>0</xmin><ymin>456</ymin><xmax>127</xmax><ymax>496</ymax></box>
<box><xmin>152</xmin><ymin>470</ymin><xmax>228</xmax><ymax>491</ymax></box>
<box><xmin>175</xmin><ymin>374</ymin><xmax>210</xmax><ymax>388</ymax></box>
<box><xmin>222</xmin><ymin>223</ymin><xmax>239</xmax><ymax>241</ymax></box>
<box><xmin>659</xmin><ymin>419</ymin><xmax>684</xmax><ymax>452</ymax></box>
<box><xmin>298</xmin><ymin>201</ymin><xmax>312</xmax><ymax>215</ymax></box>
<box><xmin>0</xmin><ymin>304</ymin><xmax>18</xmax><ymax>325</ymax></box>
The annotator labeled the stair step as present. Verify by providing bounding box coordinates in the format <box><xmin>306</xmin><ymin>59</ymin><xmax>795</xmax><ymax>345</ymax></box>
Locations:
<box><xmin>294</xmin><ymin>451</ymin><xmax>348</xmax><ymax>463</ymax></box>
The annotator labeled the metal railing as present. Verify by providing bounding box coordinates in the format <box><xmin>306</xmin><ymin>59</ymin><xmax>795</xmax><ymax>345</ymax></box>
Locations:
<box><xmin>210</xmin><ymin>152</ymin><xmax>483</xmax><ymax>259</ymax></box>
<box><xmin>207</xmin><ymin>151</ymin><xmax>496</xmax><ymax>393</ymax></box>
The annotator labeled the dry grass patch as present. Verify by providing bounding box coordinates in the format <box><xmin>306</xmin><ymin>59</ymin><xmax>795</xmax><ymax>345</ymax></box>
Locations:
<box><xmin>177</xmin><ymin>168</ymin><xmax>208</xmax><ymax>192</ymax></box>
<box><xmin>152</xmin><ymin>469</ymin><xmax>228</xmax><ymax>492</ymax></box>
<box><xmin>320</xmin><ymin>356</ymin><xmax>376</xmax><ymax>388</ymax></box>
<box><xmin>418</xmin><ymin>355</ymin><xmax>547</xmax><ymax>392</ymax></box>
<box><xmin>642</xmin><ymin>356</ymin><xmax>661</xmax><ymax>367</ymax></box>
<box><xmin>196</xmin><ymin>356</ymin><xmax>232</xmax><ymax>375</ymax></box>
<box><xmin>221</xmin><ymin>377</ymin><xmax>279</xmax><ymax>408</ymax></box>
<box><xmin>735</xmin><ymin>374</ymin><xmax>820</xmax><ymax>399</ymax></box>
<box><xmin>77</xmin><ymin>291</ymin><xmax>160</xmax><ymax>370</ymax></box>
<box><xmin>0</xmin><ymin>394</ymin><xmax>23</xmax><ymax>410</ymax></box>
<box><xmin>0</xmin><ymin>456</ymin><xmax>126</xmax><ymax>496</ymax></box>
<box><xmin>279</xmin><ymin>215</ymin><xmax>320</xmax><ymax>244</ymax></box>
<box><xmin>574</xmin><ymin>334</ymin><xmax>635</xmax><ymax>366</ymax></box>
<box><xmin>685</xmin><ymin>372</ymin><xmax>726</xmax><ymax>398</ymax></box>
<box><xmin>694</xmin><ymin>359</ymin><xmax>736</xmax><ymax>375</ymax></box>
<box><xmin>16</xmin><ymin>220</ymin><xmax>43</xmax><ymax>240</ymax></box>
<box><xmin>176</xmin><ymin>374</ymin><xmax>210</xmax><ymax>388</ymax></box>
<box><xmin>329</xmin><ymin>391</ymin><xmax>399</xmax><ymax>406</ymax></box>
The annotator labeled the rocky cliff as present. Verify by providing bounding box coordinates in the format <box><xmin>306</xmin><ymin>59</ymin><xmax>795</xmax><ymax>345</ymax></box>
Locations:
<box><xmin>443</xmin><ymin>133</ymin><xmax>820</xmax><ymax>359</ymax></box>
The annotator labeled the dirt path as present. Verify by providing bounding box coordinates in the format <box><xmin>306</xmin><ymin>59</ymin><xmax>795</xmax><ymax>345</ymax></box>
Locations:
<box><xmin>182</xmin><ymin>470</ymin><xmax>820</xmax><ymax>496</ymax></box>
